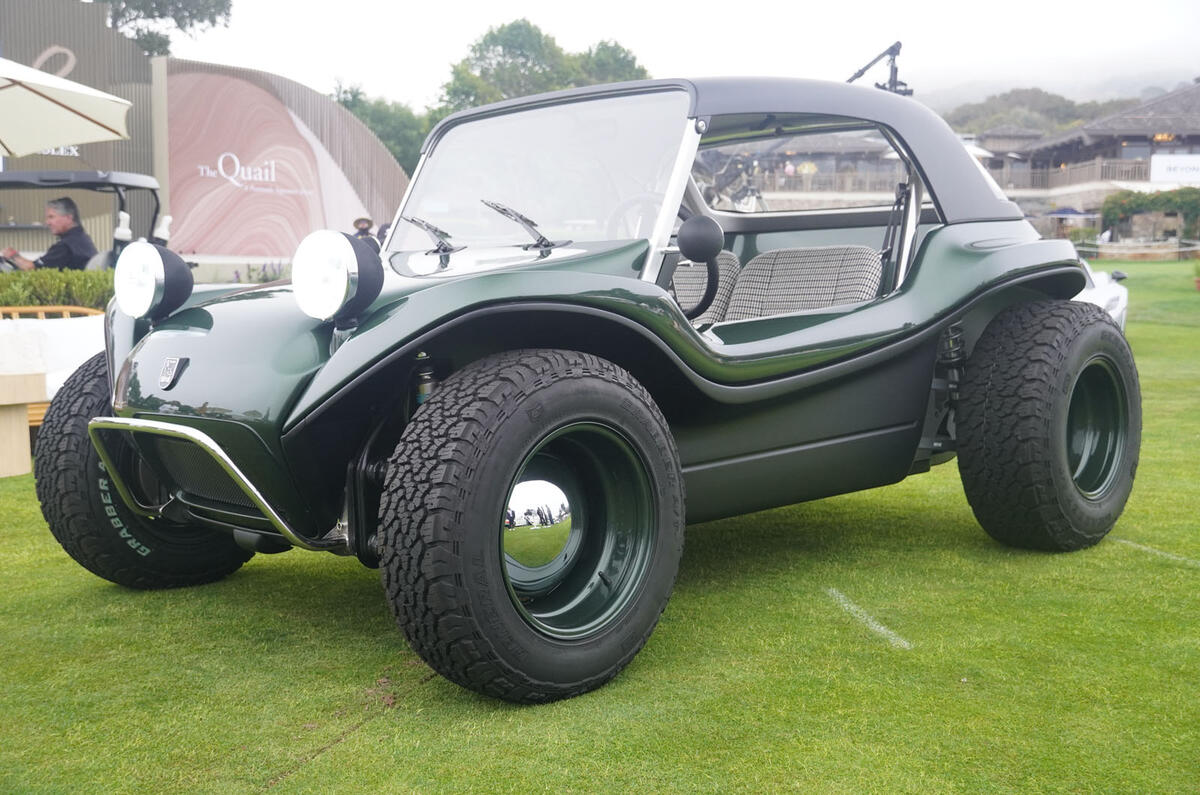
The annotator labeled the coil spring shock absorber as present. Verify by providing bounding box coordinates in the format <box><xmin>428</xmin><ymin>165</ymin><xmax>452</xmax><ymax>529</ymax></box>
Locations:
<box><xmin>937</xmin><ymin>322</ymin><xmax>965</xmax><ymax>406</ymax></box>
<box><xmin>415</xmin><ymin>367</ymin><xmax>436</xmax><ymax>404</ymax></box>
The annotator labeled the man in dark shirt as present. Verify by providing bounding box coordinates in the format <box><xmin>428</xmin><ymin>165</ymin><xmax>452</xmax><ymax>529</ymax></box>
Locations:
<box><xmin>2</xmin><ymin>197</ymin><xmax>98</xmax><ymax>271</ymax></box>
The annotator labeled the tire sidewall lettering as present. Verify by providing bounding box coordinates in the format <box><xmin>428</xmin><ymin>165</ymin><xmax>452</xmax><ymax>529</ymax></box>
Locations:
<box><xmin>95</xmin><ymin>467</ymin><xmax>152</xmax><ymax>557</ymax></box>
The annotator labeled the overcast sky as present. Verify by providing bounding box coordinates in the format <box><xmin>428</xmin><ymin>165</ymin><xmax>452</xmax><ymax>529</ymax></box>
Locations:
<box><xmin>170</xmin><ymin>0</ymin><xmax>1200</xmax><ymax>111</ymax></box>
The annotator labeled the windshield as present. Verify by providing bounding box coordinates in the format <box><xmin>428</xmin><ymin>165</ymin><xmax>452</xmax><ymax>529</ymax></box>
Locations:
<box><xmin>387</xmin><ymin>90</ymin><xmax>690</xmax><ymax>271</ymax></box>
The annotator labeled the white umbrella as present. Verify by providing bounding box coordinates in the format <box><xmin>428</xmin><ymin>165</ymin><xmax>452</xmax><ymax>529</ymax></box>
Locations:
<box><xmin>0</xmin><ymin>57</ymin><xmax>131</xmax><ymax>158</ymax></box>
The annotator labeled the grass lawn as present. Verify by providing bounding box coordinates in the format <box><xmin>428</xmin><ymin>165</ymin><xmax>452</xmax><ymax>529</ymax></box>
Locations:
<box><xmin>1</xmin><ymin>260</ymin><xmax>1196</xmax><ymax>792</ymax></box>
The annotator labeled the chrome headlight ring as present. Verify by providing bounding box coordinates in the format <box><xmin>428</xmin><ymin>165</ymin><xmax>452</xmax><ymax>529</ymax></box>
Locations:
<box><xmin>113</xmin><ymin>240</ymin><xmax>193</xmax><ymax>321</ymax></box>
<box><xmin>292</xmin><ymin>230</ymin><xmax>384</xmax><ymax>324</ymax></box>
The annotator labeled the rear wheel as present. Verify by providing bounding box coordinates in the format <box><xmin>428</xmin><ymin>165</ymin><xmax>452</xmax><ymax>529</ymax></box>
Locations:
<box><xmin>957</xmin><ymin>301</ymin><xmax>1141</xmax><ymax>551</ymax></box>
<box><xmin>379</xmin><ymin>349</ymin><xmax>684</xmax><ymax>703</ymax></box>
<box><xmin>35</xmin><ymin>353</ymin><xmax>252</xmax><ymax>588</ymax></box>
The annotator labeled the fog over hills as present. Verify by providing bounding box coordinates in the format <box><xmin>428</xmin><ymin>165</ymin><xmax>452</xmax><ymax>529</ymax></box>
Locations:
<box><xmin>917</xmin><ymin>71</ymin><xmax>1198</xmax><ymax>114</ymax></box>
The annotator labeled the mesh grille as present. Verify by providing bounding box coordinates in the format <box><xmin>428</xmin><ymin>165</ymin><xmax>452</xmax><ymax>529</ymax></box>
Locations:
<box><xmin>151</xmin><ymin>437</ymin><xmax>256</xmax><ymax>509</ymax></box>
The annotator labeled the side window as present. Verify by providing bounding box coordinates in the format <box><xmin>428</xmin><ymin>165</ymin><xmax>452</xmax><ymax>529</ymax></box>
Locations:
<box><xmin>685</xmin><ymin>115</ymin><xmax>924</xmax><ymax>328</ymax></box>
<box><xmin>692</xmin><ymin>119</ymin><xmax>909</xmax><ymax>215</ymax></box>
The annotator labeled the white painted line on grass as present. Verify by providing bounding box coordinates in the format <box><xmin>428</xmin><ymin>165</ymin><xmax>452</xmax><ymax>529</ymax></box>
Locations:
<box><xmin>825</xmin><ymin>587</ymin><xmax>913</xmax><ymax>650</ymax></box>
<box><xmin>1112</xmin><ymin>538</ymin><xmax>1200</xmax><ymax>569</ymax></box>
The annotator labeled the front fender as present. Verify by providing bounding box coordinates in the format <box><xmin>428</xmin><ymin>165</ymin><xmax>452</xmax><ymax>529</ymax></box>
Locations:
<box><xmin>104</xmin><ymin>282</ymin><xmax>270</xmax><ymax>395</ymax></box>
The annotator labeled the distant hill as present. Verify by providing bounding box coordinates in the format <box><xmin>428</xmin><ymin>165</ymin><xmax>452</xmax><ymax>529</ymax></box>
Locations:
<box><xmin>916</xmin><ymin>69</ymin><xmax>1197</xmax><ymax>113</ymax></box>
<box><xmin>942</xmin><ymin>87</ymin><xmax>1139</xmax><ymax>134</ymax></box>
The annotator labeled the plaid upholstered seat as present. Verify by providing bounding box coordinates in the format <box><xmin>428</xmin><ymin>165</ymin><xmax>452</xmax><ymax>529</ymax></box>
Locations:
<box><xmin>670</xmin><ymin>250</ymin><xmax>741</xmax><ymax>325</ymax></box>
<box><xmin>723</xmin><ymin>245</ymin><xmax>883</xmax><ymax>322</ymax></box>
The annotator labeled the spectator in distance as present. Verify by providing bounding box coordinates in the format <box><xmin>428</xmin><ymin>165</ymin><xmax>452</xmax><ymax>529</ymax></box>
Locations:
<box><xmin>2</xmin><ymin>197</ymin><xmax>97</xmax><ymax>271</ymax></box>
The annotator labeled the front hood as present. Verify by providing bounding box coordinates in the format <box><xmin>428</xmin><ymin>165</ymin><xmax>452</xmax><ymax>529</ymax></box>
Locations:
<box><xmin>113</xmin><ymin>286</ymin><xmax>330</xmax><ymax>435</ymax></box>
<box><xmin>113</xmin><ymin>240</ymin><xmax>650</xmax><ymax>436</ymax></box>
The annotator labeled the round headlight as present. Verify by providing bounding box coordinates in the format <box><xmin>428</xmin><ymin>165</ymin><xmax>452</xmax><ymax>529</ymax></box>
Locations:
<box><xmin>292</xmin><ymin>230</ymin><xmax>384</xmax><ymax>323</ymax></box>
<box><xmin>113</xmin><ymin>240</ymin><xmax>193</xmax><ymax>320</ymax></box>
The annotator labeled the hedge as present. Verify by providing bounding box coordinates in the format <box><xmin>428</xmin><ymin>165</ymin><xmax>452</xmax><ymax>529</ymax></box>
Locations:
<box><xmin>0</xmin><ymin>269</ymin><xmax>114</xmax><ymax>310</ymax></box>
<box><xmin>1100</xmin><ymin>186</ymin><xmax>1200</xmax><ymax>237</ymax></box>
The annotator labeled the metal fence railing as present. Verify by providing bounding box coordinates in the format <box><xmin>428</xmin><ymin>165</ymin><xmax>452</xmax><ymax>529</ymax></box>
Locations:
<box><xmin>1073</xmin><ymin>238</ymin><xmax>1200</xmax><ymax>260</ymax></box>
<box><xmin>987</xmin><ymin>159</ymin><xmax>1150</xmax><ymax>191</ymax></box>
<box><xmin>750</xmin><ymin>172</ymin><xmax>904</xmax><ymax>193</ymax></box>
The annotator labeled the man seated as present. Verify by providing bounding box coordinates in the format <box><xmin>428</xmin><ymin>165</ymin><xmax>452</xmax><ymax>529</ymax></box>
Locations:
<box><xmin>2</xmin><ymin>197</ymin><xmax>98</xmax><ymax>271</ymax></box>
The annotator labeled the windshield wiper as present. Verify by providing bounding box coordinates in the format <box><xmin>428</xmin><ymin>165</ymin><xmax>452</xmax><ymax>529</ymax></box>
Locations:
<box><xmin>480</xmin><ymin>200</ymin><xmax>571</xmax><ymax>253</ymax></box>
<box><xmin>400</xmin><ymin>215</ymin><xmax>465</xmax><ymax>256</ymax></box>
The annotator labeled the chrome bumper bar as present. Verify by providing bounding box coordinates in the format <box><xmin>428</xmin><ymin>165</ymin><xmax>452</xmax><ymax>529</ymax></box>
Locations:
<box><xmin>87</xmin><ymin>416</ymin><xmax>342</xmax><ymax>551</ymax></box>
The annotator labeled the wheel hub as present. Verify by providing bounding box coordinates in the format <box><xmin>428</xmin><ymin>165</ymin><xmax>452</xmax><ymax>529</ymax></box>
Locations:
<box><xmin>501</xmin><ymin>422</ymin><xmax>656</xmax><ymax>640</ymax></box>
<box><xmin>1066</xmin><ymin>355</ymin><xmax>1127</xmax><ymax>498</ymax></box>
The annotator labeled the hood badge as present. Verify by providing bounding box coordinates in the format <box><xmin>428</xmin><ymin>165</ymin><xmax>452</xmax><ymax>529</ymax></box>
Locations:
<box><xmin>159</xmin><ymin>357</ymin><xmax>187</xmax><ymax>390</ymax></box>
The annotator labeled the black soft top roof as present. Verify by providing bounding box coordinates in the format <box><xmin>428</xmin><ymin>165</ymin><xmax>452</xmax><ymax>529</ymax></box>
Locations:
<box><xmin>424</xmin><ymin>77</ymin><xmax>1021</xmax><ymax>225</ymax></box>
<box><xmin>0</xmin><ymin>170</ymin><xmax>160</xmax><ymax>191</ymax></box>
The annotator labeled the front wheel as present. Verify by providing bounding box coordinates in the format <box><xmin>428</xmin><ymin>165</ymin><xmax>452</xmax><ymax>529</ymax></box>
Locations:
<box><xmin>378</xmin><ymin>349</ymin><xmax>684</xmax><ymax>703</ymax></box>
<box><xmin>35</xmin><ymin>353</ymin><xmax>253</xmax><ymax>588</ymax></box>
<box><xmin>957</xmin><ymin>300</ymin><xmax>1141</xmax><ymax>551</ymax></box>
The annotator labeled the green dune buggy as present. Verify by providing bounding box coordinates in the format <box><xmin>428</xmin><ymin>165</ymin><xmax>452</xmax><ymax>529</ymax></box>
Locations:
<box><xmin>37</xmin><ymin>77</ymin><xmax>1140</xmax><ymax>702</ymax></box>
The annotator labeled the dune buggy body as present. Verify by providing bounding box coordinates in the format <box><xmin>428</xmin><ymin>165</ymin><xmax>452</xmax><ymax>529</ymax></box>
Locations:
<box><xmin>37</xmin><ymin>78</ymin><xmax>1140</xmax><ymax>703</ymax></box>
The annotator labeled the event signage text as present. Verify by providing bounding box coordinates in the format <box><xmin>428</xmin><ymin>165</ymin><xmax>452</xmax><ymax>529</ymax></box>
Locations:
<box><xmin>1150</xmin><ymin>154</ymin><xmax>1200</xmax><ymax>184</ymax></box>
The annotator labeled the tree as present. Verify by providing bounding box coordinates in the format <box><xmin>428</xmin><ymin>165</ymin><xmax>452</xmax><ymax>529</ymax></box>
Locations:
<box><xmin>335</xmin><ymin>83</ymin><xmax>428</xmax><ymax>176</ymax></box>
<box><xmin>438</xmin><ymin>19</ymin><xmax>648</xmax><ymax>113</ymax></box>
<box><xmin>573</xmin><ymin>40</ymin><xmax>649</xmax><ymax>85</ymax></box>
<box><xmin>333</xmin><ymin>83</ymin><xmax>366</xmax><ymax>111</ymax></box>
<box><xmin>439</xmin><ymin>19</ymin><xmax>576</xmax><ymax>113</ymax></box>
<box><xmin>99</xmin><ymin>0</ymin><xmax>232</xmax><ymax>56</ymax></box>
<box><xmin>338</xmin><ymin>21</ymin><xmax>650</xmax><ymax>175</ymax></box>
<box><xmin>943</xmin><ymin>87</ymin><xmax>1138</xmax><ymax>135</ymax></box>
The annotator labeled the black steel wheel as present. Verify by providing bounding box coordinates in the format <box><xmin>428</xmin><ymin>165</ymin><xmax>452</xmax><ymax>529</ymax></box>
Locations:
<box><xmin>35</xmin><ymin>353</ymin><xmax>252</xmax><ymax>588</ymax></box>
<box><xmin>379</xmin><ymin>349</ymin><xmax>684</xmax><ymax>703</ymax></box>
<box><xmin>957</xmin><ymin>300</ymin><xmax>1141</xmax><ymax>551</ymax></box>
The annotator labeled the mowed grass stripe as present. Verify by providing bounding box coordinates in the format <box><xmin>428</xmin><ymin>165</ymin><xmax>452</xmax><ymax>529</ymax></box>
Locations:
<box><xmin>825</xmin><ymin>587</ymin><xmax>913</xmax><ymax>649</ymax></box>
<box><xmin>1112</xmin><ymin>538</ymin><xmax>1200</xmax><ymax>568</ymax></box>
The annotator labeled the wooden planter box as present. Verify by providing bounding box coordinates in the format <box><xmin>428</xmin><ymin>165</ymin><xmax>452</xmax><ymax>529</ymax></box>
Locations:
<box><xmin>0</xmin><ymin>372</ymin><xmax>46</xmax><ymax>476</ymax></box>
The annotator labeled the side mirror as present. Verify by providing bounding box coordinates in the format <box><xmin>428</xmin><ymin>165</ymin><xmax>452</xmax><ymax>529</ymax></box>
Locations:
<box><xmin>672</xmin><ymin>215</ymin><xmax>725</xmax><ymax>321</ymax></box>
<box><xmin>1111</xmin><ymin>270</ymin><xmax>1127</xmax><ymax>282</ymax></box>
<box><xmin>677</xmin><ymin>215</ymin><xmax>723</xmax><ymax>265</ymax></box>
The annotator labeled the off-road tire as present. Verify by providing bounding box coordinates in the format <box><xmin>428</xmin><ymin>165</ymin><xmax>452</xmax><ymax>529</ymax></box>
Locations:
<box><xmin>379</xmin><ymin>349</ymin><xmax>684</xmax><ymax>703</ymax></box>
<box><xmin>957</xmin><ymin>300</ymin><xmax>1140</xmax><ymax>551</ymax></box>
<box><xmin>34</xmin><ymin>352</ymin><xmax>253</xmax><ymax>588</ymax></box>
